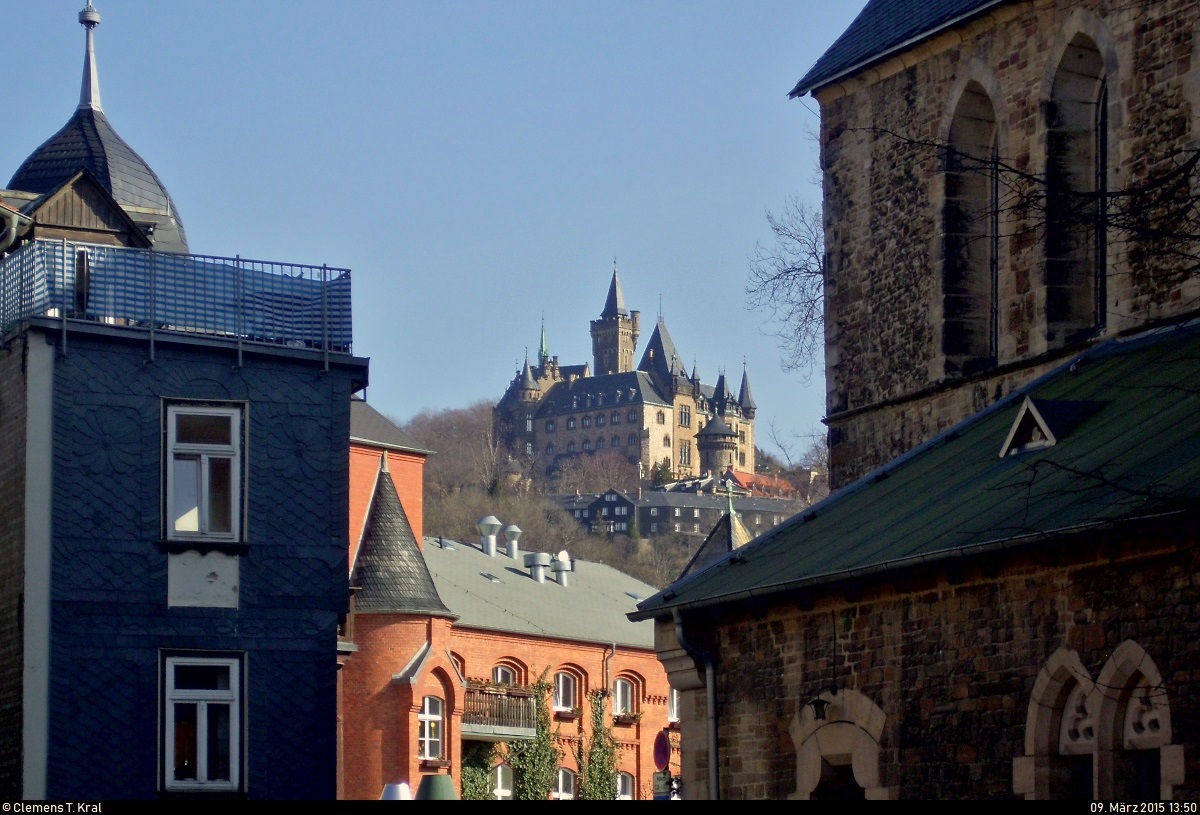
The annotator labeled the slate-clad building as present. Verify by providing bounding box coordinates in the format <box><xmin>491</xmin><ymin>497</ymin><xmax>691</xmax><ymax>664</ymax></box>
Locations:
<box><xmin>0</xmin><ymin>5</ymin><xmax>368</xmax><ymax>799</ymax></box>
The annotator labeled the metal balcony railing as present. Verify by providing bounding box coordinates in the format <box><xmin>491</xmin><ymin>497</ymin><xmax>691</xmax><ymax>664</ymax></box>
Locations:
<box><xmin>460</xmin><ymin>685</ymin><xmax>537</xmax><ymax>742</ymax></box>
<box><xmin>0</xmin><ymin>239</ymin><xmax>352</xmax><ymax>353</ymax></box>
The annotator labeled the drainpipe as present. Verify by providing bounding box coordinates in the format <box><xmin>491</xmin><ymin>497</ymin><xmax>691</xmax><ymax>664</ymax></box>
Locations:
<box><xmin>603</xmin><ymin>642</ymin><xmax>617</xmax><ymax>695</ymax></box>
<box><xmin>672</xmin><ymin>609</ymin><xmax>719</xmax><ymax>800</ymax></box>
<box><xmin>0</xmin><ymin>207</ymin><xmax>32</xmax><ymax>254</ymax></box>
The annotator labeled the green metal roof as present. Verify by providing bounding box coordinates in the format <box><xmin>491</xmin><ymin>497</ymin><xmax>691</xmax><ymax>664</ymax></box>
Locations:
<box><xmin>631</xmin><ymin>321</ymin><xmax>1200</xmax><ymax>621</ymax></box>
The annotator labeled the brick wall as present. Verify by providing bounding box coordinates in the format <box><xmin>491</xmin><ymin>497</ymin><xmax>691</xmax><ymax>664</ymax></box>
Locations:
<box><xmin>817</xmin><ymin>0</ymin><xmax>1200</xmax><ymax>487</ymax></box>
<box><xmin>686</xmin><ymin>531</ymin><xmax>1200</xmax><ymax>799</ymax></box>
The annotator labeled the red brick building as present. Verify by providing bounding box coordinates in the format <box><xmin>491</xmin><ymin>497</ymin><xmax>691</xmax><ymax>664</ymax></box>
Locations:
<box><xmin>340</xmin><ymin>401</ymin><xmax>676</xmax><ymax>799</ymax></box>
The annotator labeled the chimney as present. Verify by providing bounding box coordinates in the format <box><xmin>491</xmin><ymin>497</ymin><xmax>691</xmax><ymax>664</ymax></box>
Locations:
<box><xmin>476</xmin><ymin>515</ymin><xmax>502</xmax><ymax>557</ymax></box>
<box><xmin>552</xmin><ymin>551</ymin><xmax>572</xmax><ymax>587</ymax></box>
<box><xmin>524</xmin><ymin>552</ymin><xmax>551</xmax><ymax>583</ymax></box>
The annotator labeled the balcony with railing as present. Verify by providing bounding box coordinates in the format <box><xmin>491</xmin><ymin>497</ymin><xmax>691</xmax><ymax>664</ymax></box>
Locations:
<box><xmin>0</xmin><ymin>239</ymin><xmax>352</xmax><ymax>355</ymax></box>
<box><xmin>460</xmin><ymin>684</ymin><xmax>538</xmax><ymax>742</ymax></box>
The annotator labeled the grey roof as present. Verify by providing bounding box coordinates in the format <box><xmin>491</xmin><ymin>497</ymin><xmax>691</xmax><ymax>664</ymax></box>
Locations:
<box><xmin>8</xmin><ymin>107</ymin><xmax>188</xmax><ymax>253</ymax></box>
<box><xmin>422</xmin><ymin>537</ymin><xmax>656</xmax><ymax>649</ymax></box>
<box><xmin>632</xmin><ymin>319</ymin><xmax>1200</xmax><ymax>621</ymax></box>
<box><xmin>738</xmin><ymin>369</ymin><xmax>756</xmax><ymax>410</ymax></box>
<box><xmin>790</xmin><ymin>0</ymin><xmax>1003</xmax><ymax>97</ymax></box>
<box><xmin>637</xmin><ymin>319</ymin><xmax>686</xmax><ymax>383</ymax></box>
<box><xmin>678</xmin><ymin>511</ymin><xmax>753</xmax><ymax>580</ymax></box>
<box><xmin>536</xmin><ymin>370</ymin><xmax>671</xmax><ymax>416</ymax></box>
<box><xmin>352</xmin><ymin>468</ymin><xmax>453</xmax><ymax>616</ymax></box>
<box><xmin>601</xmin><ymin>269</ymin><xmax>628</xmax><ymax>318</ymax></box>
<box><xmin>697</xmin><ymin>413</ymin><xmax>736</xmax><ymax>439</ymax></box>
<box><xmin>350</xmin><ymin>398</ymin><xmax>431</xmax><ymax>454</ymax></box>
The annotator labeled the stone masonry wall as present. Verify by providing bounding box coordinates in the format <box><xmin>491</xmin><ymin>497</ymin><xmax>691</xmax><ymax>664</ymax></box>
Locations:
<box><xmin>819</xmin><ymin>0</ymin><xmax>1200</xmax><ymax>487</ymax></box>
<box><xmin>701</xmin><ymin>532</ymin><xmax>1200</xmax><ymax>799</ymax></box>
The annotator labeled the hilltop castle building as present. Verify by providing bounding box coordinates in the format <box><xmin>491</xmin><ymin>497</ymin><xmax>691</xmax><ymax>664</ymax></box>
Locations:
<box><xmin>495</xmin><ymin>270</ymin><xmax>757</xmax><ymax>481</ymax></box>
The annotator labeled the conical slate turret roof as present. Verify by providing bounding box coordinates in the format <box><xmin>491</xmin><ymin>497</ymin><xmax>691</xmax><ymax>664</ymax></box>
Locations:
<box><xmin>601</xmin><ymin>268</ymin><xmax>628</xmax><ymax>318</ymax></box>
<box><xmin>738</xmin><ymin>368</ymin><xmax>756</xmax><ymax>411</ymax></box>
<box><xmin>352</xmin><ymin>461</ymin><xmax>453</xmax><ymax>616</ymax></box>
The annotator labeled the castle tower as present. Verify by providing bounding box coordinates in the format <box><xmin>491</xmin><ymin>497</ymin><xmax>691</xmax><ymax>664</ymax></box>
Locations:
<box><xmin>590</xmin><ymin>264</ymin><xmax>640</xmax><ymax>374</ymax></box>
<box><xmin>697</xmin><ymin>414</ymin><xmax>738</xmax><ymax>475</ymax></box>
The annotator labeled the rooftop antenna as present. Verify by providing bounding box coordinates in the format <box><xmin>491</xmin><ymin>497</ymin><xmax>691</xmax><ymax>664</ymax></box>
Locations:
<box><xmin>78</xmin><ymin>1</ymin><xmax>103</xmax><ymax>112</ymax></box>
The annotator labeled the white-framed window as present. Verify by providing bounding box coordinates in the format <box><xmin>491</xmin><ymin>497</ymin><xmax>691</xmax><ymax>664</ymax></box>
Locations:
<box><xmin>668</xmin><ymin>688</ymin><xmax>680</xmax><ymax>723</ymax></box>
<box><xmin>525</xmin><ymin>413</ymin><xmax>533</xmax><ymax>432</ymax></box>
<box><xmin>163</xmin><ymin>655</ymin><xmax>241</xmax><ymax>791</ymax></box>
<box><xmin>525</xmin><ymin>442</ymin><xmax>533</xmax><ymax>456</ymax></box>
<box><xmin>650</xmin><ymin>507</ymin><xmax>658</xmax><ymax>517</ymax></box>
<box><xmin>489</xmin><ymin>763</ymin><xmax>513</xmax><ymax>800</ymax></box>
<box><xmin>693</xmin><ymin>523</ymin><xmax>699</xmax><ymax>533</ymax></box>
<box><xmin>674</xmin><ymin>508</ymin><xmax>681</xmax><ymax>517</ymax></box>
<box><xmin>693</xmin><ymin>508</ymin><xmax>700</xmax><ymax>518</ymax></box>
<box><xmin>617</xmin><ymin>771</ymin><xmax>635</xmax><ymax>800</ymax></box>
<box><xmin>554</xmin><ymin>768</ymin><xmax>577</xmax><ymax>800</ymax></box>
<box><xmin>418</xmin><ymin>696</ymin><xmax>444</xmax><ymax>759</ymax></box>
<box><xmin>492</xmin><ymin>665</ymin><xmax>516</xmax><ymax>686</ymax></box>
<box><xmin>167</xmin><ymin>404</ymin><xmax>242</xmax><ymax>541</ymax></box>
<box><xmin>674</xmin><ymin>523</ymin><xmax>681</xmax><ymax>532</ymax></box>
<box><xmin>612</xmin><ymin>677</ymin><xmax>635</xmax><ymax>716</ymax></box>
<box><xmin>553</xmin><ymin>671</ymin><xmax>577</xmax><ymax>712</ymax></box>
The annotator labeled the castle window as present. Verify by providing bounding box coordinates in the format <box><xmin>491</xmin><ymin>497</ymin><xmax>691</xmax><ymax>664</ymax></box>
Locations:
<box><xmin>679</xmin><ymin>443</ymin><xmax>691</xmax><ymax>467</ymax></box>
<box><xmin>583</xmin><ymin>416</ymin><xmax>592</xmax><ymax>428</ymax></box>
<box><xmin>663</xmin><ymin>435</ymin><xmax>671</xmax><ymax>448</ymax></box>
<box><xmin>628</xmin><ymin>409</ymin><xmax>637</xmax><ymax>423</ymax></box>
<box><xmin>567</xmin><ymin>442</ymin><xmax>576</xmax><ymax>452</ymax></box>
<box><xmin>656</xmin><ymin>411</ymin><xmax>666</xmax><ymax>425</ymax></box>
<box><xmin>1046</xmin><ymin>34</ymin><xmax>1108</xmax><ymax>346</ymax></box>
<box><xmin>597</xmin><ymin>438</ymin><xmax>606</xmax><ymax>449</ymax></box>
<box><xmin>628</xmin><ymin>433</ymin><xmax>638</xmax><ymax>447</ymax></box>
<box><xmin>582</xmin><ymin>439</ymin><xmax>592</xmax><ymax>451</ymax></box>
<box><xmin>567</xmin><ymin>417</ymin><xmax>576</xmax><ymax>430</ymax></box>
<box><xmin>525</xmin><ymin>442</ymin><xmax>532</xmax><ymax>456</ymax></box>
<box><xmin>611</xmin><ymin>411</ymin><xmax>621</xmax><ymax>425</ymax></box>
<box><xmin>679</xmin><ymin>406</ymin><xmax>691</xmax><ymax>427</ymax></box>
<box><xmin>545</xmin><ymin>419</ymin><xmax>556</xmax><ymax>432</ymax></box>
<box><xmin>739</xmin><ymin>452</ymin><xmax>746</xmax><ymax>466</ymax></box>
<box><xmin>611</xmin><ymin>436</ymin><xmax>620</xmax><ymax>448</ymax></box>
<box><xmin>525</xmin><ymin>413</ymin><xmax>533</xmax><ymax>432</ymax></box>
<box><xmin>545</xmin><ymin>443</ymin><xmax>555</xmax><ymax>455</ymax></box>
<box><xmin>596</xmin><ymin>414</ymin><xmax>606</xmax><ymax>427</ymax></box>
<box><xmin>739</xmin><ymin>430</ymin><xmax>745</xmax><ymax>443</ymax></box>
<box><xmin>942</xmin><ymin>80</ymin><xmax>999</xmax><ymax>375</ymax></box>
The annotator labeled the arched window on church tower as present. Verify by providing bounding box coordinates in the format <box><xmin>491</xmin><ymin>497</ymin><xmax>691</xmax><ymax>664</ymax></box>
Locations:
<box><xmin>1046</xmin><ymin>34</ymin><xmax>1108</xmax><ymax>346</ymax></box>
<box><xmin>942</xmin><ymin>81</ymin><xmax>998</xmax><ymax>376</ymax></box>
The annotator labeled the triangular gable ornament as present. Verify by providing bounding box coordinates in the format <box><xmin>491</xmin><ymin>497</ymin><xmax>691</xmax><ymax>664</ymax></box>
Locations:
<box><xmin>999</xmin><ymin>396</ymin><xmax>1057</xmax><ymax>457</ymax></box>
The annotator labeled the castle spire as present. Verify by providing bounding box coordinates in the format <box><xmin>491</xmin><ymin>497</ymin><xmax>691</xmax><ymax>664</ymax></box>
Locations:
<box><xmin>78</xmin><ymin>2</ymin><xmax>103</xmax><ymax>112</ymax></box>
<box><xmin>538</xmin><ymin>314</ymin><xmax>550</xmax><ymax>369</ymax></box>
<box><xmin>738</xmin><ymin>364</ymin><xmax>757</xmax><ymax>415</ymax></box>
<box><xmin>601</xmin><ymin>263</ymin><xmax>627</xmax><ymax>318</ymax></box>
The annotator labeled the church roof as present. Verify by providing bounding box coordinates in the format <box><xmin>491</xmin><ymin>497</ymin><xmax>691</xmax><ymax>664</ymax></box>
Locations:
<box><xmin>790</xmin><ymin>0</ymin><xmax>1004</xmax><ymax>97</ymax></box>
<box><xmin>352</xmin><ymin>463</ymin><xmax>453</xmax><ymax>616</ymax></box>
<box><xmin>633</xmin><ymin>318</ymin><xmax>1200</xmax><ymax>621</ymax></box>
<box><xmin>8</xmin><ymin>3</ymin><xmax>188</xmax><ymax>252</ymax></box>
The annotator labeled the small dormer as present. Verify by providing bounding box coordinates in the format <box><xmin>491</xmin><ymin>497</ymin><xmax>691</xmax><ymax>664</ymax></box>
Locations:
<box><xmin>1000</xmin><ymin>397</ymin><xmax>1057</xmax><ymax>457</ymax></box>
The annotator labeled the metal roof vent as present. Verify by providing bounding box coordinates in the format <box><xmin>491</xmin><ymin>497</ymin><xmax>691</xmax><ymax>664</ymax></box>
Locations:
<box><xmin>552</xmin><ymin>550</ymin><xmax>572</xmax><ymax>587</ymax></box>
<box><xmin>476</xmin><ymin>515</ymin><xmax>502</xmax><ymax>557</ymax></box>
<box><xmin>503</xmin><ymin>524</ymin><xmax>522</xmax><ymax>560</ymax></box>
<box><xmin>524</xmin><ymin>552</ymin><xmax>551</xmax><ymax>583</ymax></box>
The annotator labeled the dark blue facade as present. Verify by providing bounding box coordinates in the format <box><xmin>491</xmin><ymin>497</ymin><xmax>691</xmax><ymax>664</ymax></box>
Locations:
<box><xmin>42</xmin><ymin>326</ymin><xmax>364</xmax><ymax>799</ymax></box>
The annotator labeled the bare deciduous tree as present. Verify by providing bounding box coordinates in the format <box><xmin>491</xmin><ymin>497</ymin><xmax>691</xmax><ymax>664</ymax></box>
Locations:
<box><xmin>746</xmin><ymin>196</ymin><xmax>825</xmax><ymax>375</ymax></box>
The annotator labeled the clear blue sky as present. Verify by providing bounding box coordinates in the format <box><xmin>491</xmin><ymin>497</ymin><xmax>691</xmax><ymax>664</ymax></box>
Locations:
<box><xmin>3</xmin><ymin>1</ymin><xmax>866</xmax><ymax>459</ymax></box>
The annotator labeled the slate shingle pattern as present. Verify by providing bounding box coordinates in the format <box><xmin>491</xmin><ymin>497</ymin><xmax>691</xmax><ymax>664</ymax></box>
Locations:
<box><xmin>790</xmin><ymin>0</ymin><xmax>1002</xmax><ymax>97</ymax></box>
<box><xmin>350</xmin><ymin>397</ymin><xmax>431</xmax><ymax>454</ymax></box>
<box><xmin>352</xmin><ymin>469</ymin><xmax>452</xmax><ymax>616</ymax></box>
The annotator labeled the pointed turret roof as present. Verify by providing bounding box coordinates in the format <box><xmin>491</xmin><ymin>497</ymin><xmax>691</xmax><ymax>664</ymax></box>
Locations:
<box><xmin>712</xmin><ymin>373</ymin><xmax>729</xmax><ymax>414</ymax></box>
<box><xmin>520</xmin><ymin>358</ymin><xmax>538</xmax><ymax>390</ymax></box>
<box><xmin>351</xmin><ymin>459</ymin><xmax>453</xmax><ymax>616</ymax></box>
<box><xmin>637</xmin><ymin>319</ymin><xmax>685</xmax><ymax>385</ymax></box>
<box><xmin>601</xmin><ymin>266</ymin><xmax>628</xmax><ymax>318</ymax></box>
<box><xmin>677</xmin><ymin>498</ymin><xmax>754</xmax><ymax>579</ymax></box>
<box><xmin>7</xmin><ymin>3</ymin><xmax>188</xmax><ymax>252</ymax></box>
<box><xmin>538</xmin><ymin>317</ymin><xmax>550</xmax><ymax>368</ymax></box>
<box><xmin>738</xmin><ymin>368</ymin><xmax>756</xmax><ymax>411</ymax></box>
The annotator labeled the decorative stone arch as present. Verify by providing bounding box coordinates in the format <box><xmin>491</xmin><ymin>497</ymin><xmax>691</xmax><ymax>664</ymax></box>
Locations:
<box><xmin>492</xmin><ymin>656</ymin><xmax>529</xmax><ymax>685</ymax></box>
<box><xmin>1013</xmin><ymin>647</ymin><xmax>1096</xmax><ymax>799</ymax></box>
<box><xmin>933</xmin><ymin>62</ymin><xmax>1008</xmax><ymax>377</ymax></box>
<box><xmin>787</xmin><ymin>689</ymin><xmax>889</xmax><ymax>800</ymax></box>
<box><xmin>1092</xmin><ymin>641</ymin><xmax>1184</xmax><ymax>800</ymax></box>
<box><xmin>1039</xmin><ymin>10</ymin><xmax>1123</xmax><ymax>348</ymax></box>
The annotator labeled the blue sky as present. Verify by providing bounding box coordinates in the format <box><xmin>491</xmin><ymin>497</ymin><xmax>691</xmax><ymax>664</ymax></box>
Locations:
<box><xmin>3</xmin><ymin>1</ymin><xmax>867</xmax><ymax>458</ymax></box>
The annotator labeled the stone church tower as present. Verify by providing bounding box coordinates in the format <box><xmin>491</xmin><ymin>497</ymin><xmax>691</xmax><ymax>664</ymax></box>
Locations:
<box><xmin>589</xmin><ymin>266</ymin><xmax>640</xmax><ymax>375</ymax></box>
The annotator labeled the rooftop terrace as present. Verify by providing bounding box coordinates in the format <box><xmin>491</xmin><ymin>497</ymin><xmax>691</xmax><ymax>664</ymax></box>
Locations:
<box><xmin>0</xmin><ymin>239</ymin><xmax>352</xmax><ymax>353</ymax></box>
